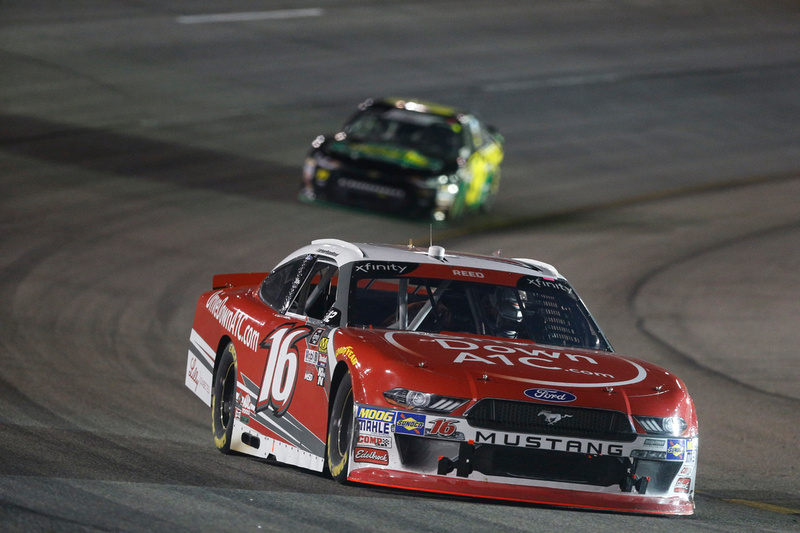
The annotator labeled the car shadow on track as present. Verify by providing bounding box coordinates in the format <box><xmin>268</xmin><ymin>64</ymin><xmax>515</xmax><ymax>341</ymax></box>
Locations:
<box><xmin>1</xmin><ymin>113</ymin><xmax>299</xmax><ymax>202</ymax></box>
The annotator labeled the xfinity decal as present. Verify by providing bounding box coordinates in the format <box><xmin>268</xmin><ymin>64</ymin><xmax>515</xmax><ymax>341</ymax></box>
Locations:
<box><xmin>518</xmin><ymin>276</ymin><xmax>573</xmax><ymax>294</ymax></box>
<box><xmin>353</xmin><ymin>262</ymin><xmax>417</xmax><ymax>276</ymax></box>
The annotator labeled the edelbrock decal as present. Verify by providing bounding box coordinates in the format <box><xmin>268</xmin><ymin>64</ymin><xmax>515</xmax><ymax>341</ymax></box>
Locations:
<box><xmin>524</xmin><ymin>388</ymin><xmax>577</xmax><ymax>403</ymax></box>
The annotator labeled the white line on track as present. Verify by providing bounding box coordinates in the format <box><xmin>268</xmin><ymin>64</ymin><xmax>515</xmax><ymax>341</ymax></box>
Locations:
<box><xmin>176</xmin><ymin>8</ymin><xmax>323</xmax><ymax>25</ymax></box>
<box><xmin>484</xmin><ymin>73</ymin><xmax>621</xmax><ymax>92</ymax></box>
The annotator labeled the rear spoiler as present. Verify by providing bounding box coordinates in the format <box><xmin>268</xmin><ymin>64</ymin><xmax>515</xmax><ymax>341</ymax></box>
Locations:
<box><xmin>212</xmin><ymin>272</ymin><xmax>268</xmax><ymax>290</ymax></box>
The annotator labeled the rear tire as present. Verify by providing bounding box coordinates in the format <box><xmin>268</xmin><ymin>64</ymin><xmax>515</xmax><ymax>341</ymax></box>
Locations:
<box><xmin>327</xmin><ymin>372</ymin><xmax>354</xmax><ymax>483</ymax></box>
<box><xmin>212</xmin><ymin>342</ymin><xmax>237</xmax><ymax>454</ymax></box>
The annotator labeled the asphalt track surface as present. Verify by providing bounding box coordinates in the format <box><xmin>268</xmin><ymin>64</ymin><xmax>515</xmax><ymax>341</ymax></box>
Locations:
<box><xmin>1</xmin><ymin>1</ymin><xmax>799</xmax><ymax>531</ymax></box>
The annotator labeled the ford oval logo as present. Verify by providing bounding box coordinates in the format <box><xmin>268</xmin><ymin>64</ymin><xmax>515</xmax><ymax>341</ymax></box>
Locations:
<box><xmin>524</xmin><ymin>388</ymin><xmax>577</xmax><ymax>403</ymax></box>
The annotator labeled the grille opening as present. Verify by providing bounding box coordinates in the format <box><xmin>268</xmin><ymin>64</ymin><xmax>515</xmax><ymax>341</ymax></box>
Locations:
<box><xmin>466</xmin><ymin>399</ymin><xmax>637</xmax><ymax>442</ymax></box>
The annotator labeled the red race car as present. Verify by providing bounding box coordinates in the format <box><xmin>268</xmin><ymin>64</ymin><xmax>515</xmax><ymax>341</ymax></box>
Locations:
<box><xmin>185</xmin><ymin>239</ymin><xmax>698</xmax><ymax>515</ymax></box>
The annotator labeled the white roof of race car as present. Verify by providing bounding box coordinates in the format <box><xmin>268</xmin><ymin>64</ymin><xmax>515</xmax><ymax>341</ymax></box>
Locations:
<box><xmin>282</xmin><ymin>238</ymin><xmax>562</xmax><ymax>279</ymax></box>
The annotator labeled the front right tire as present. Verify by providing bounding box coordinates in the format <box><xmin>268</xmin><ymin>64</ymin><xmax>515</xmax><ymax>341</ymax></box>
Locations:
<box><xmin>212</xmin><ymin>342</ymin><xmax>237</xmax><ymax>454</ymax></box>
<box><xmin>327</xmin><ymin>372</ymin><xmax>354</xmax><ymax>483</ymax></box>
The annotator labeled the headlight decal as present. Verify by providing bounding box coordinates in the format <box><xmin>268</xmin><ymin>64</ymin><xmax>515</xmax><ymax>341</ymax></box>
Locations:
<box><xmin>383</xmin><ymin>387</ymin><xmax>468</xmax><ymax>413</ymax></box>
<box><xmin>634</xmin><ymin>415</ymin><xmax>688</xmax><ymax>436</ymax></box>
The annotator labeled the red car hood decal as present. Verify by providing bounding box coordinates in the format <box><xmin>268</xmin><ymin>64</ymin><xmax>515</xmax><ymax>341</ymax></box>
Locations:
<box><xmin>380</xmin><ymin>331</ymin><xmax>649</xmax><ymax>389</ymax></box>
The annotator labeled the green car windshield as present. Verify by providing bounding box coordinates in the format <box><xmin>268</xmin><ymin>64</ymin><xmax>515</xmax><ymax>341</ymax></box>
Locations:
<box><xmin>344</xmin><ymin>108</ymin><xmax>463</xmax><ymax>160</ymax></box>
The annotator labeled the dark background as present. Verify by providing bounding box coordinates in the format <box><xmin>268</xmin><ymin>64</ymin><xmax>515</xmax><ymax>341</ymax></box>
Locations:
<box><xmin>1</xmin><ymin>1</ymin><xmax>798</xmax><ymax>530</ymax></box>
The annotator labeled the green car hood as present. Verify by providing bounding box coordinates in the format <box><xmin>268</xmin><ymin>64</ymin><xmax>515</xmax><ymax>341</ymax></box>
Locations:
<box><xmin>327</xmin><ymin>141</ymin><xmax>445</xmax><ymax>172</ymax></box>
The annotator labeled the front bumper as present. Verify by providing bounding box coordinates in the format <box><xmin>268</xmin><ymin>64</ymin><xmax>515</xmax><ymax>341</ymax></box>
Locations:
<box><xmin>301</xmin><ymin>158</ymin><xmax>456</xmax><ymax>220</ymax></box>
<box><xmin>349</xmin><ymin>403</ymin><xmax>698</xmax><ymax>515</ymax></box>
<box><xmin>350</xmin><ymin>467</ymin><xmax>694</xmax><ymax>515</ymax></box>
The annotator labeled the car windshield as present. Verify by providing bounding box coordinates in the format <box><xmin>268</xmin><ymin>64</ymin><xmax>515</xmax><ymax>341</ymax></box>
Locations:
<box><xmin>344</xmin><ymin>108</ymin><xmax>462</xmax><ymax>160</ymax></box>
<box><xmin>348</xmin><ymin>272</ymin><xmax>611</xmax><ymax>351</ymax></box>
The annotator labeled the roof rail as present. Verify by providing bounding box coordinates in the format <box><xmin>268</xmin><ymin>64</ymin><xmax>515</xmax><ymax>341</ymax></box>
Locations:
<box><xmin>311</xmin><ymin>238</ymin><xmax>365</xmax><ymax>258</ymax></box>
<box><xmin>512</xmin><ymin>257</ymin><xmax>560</xmax><ymax>278</ymax></box>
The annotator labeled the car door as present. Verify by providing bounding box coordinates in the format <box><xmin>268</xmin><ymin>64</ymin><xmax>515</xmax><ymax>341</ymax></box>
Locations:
<box><xmin>463</xmin><ymin>116</ymin><xmax>504</xmax><ymax>208</ymax></box>
<box><xmin>255</xmin><ymin>255</ymin><xmax>340</xmax><ymax>453</ymax></box>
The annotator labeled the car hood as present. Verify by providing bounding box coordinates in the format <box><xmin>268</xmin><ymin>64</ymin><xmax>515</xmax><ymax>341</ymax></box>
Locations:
<box><xmin>342</xmin><ymin>329</ymin><xmax>691</xmax><ymax>416</ymax></box>
<box><xmin>323</xmin><ymin>140</ymin><xmax>447</xmax><ymax>172</ymax></box>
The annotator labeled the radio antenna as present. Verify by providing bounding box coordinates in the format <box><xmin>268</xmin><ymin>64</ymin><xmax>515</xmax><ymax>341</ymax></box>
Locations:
<box><xmin>429</xmin><ymin>224</ymin><xmax>433</xmax><ymax>247</ymax></box>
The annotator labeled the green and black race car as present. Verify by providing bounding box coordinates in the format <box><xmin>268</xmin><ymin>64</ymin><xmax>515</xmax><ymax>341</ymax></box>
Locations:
<box><xmin>300</xmin><ymin>98</ymin><xmax>504</xmax><ymax>222</ymax></box>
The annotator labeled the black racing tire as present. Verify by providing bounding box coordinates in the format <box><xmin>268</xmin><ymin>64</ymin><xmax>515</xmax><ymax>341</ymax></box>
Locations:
<box><xmin>327</xmin><ymin>372</ymin><xmax>355</xmax><ymax>483</ymax></box>
<box><xmin>212</xmin><ymin>341</ymin><xmax>237</xmax><ymax>454</ymax></box>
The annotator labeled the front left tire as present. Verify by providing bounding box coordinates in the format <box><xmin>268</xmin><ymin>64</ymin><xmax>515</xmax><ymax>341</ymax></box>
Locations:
<box><xmin>212</xmin><ymin>341</ymin><xmax>237</xmax><ymax>454</ymax></box>
<box><xmin>327</xmin><ymin>372</ymin><xmax>355</xmax><ymax>483</ymax></box>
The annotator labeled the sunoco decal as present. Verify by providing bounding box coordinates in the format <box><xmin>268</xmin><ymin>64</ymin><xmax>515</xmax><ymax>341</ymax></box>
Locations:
<box><xmin>667</xmin><ymin>439</ymin><xmax>686</xmax><ymax>461</ymax></box>
<box><xmin>524</xmin><ymin>388</ymin><xmax>577</xmax><ymax>403</ymax></box>
<box><xmin>395</xmin><ymin>413</ymin><xmax>426</xmax><ymax>435</ymax></box>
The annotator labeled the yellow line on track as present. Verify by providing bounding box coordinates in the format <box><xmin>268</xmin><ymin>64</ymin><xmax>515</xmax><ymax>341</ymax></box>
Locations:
<box><xmin>723</xmin><ymin>498</ymin><xmax>800</xmax><ymax>515</ymax></box>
